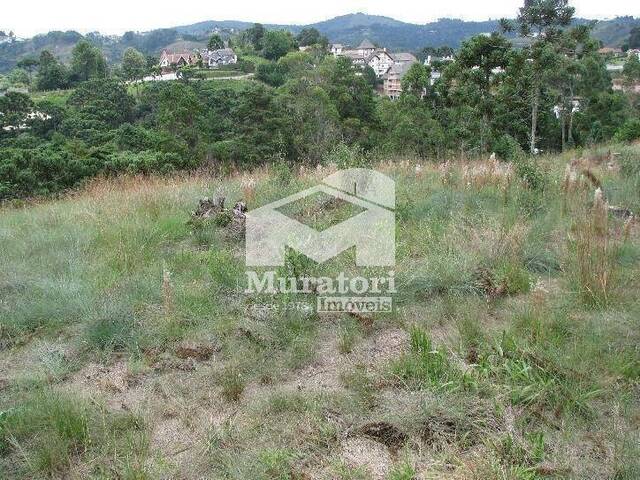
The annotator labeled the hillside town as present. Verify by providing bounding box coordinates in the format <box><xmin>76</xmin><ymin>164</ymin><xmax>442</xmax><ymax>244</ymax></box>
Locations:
<box><xmin>329</xmin><ymin>39</ymin><xmax>420</xmax><ymax>98</ymax></box>
<box><xmin>155</xmin><ymin>38</ymin><xmax>451</xmax><ymax>98</ymax></box>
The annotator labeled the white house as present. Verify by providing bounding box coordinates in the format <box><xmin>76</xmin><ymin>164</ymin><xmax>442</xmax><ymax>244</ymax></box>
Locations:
<box><xmin>330</xmin><ymin>44</ymin><xmax>344</xmax><ymax>56</ymax></box>
<box><xmin>367</xmin><ymin>50</ymin><xmax>394</xmax><ymax>77</ymax></box>
<box><xmin>357</xmin><ymin>39</ymin><xmax>376</xmax><ymax>57</ymax></box>
<box><xmin>202</xmin><ymin>48</ymin><xmax>238</xmax><ymax>68</ymax></box>
<box><xmin>424</xmin><ymin>54</ymin><xmax>454</xmax><ymax>66</ymax></box>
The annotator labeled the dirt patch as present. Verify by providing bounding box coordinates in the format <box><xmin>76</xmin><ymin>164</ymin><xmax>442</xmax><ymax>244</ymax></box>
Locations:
<box><xmin>356</xmin><ymin>421</ymin><xmax>408</xmax><ymax>451</ymax></box>
<box><xmin>353</xmin><ymin>328</ymin><xmax>408</xmax><ymax>366</ymax></box>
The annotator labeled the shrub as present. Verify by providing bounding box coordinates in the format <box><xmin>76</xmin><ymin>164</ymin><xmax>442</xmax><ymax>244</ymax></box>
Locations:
<box><xmin>105</xmin><ymin>150</ymin><xmax>190</xmax><ymax>175</ymax></box>
<box><xmin>255</xmin><ymin>62</ymin><xmax>288</xmax><ymax>87</ymax></box>
<box><xmin>513</xmin><ymin>155</ymin><xmax>547</xmax><ymax>191</ymax></box>
<box><xmin>492</xmin><ymin>134</ymin><xmax>525</xmax><ymax>161</ymax></box>
<box><xmin>322</xmin><ymin>142</ymin><xmax>369</xmax><ymax>169</ymax></box>
<box><xmin>614</xmin><ymin>118</ymin><xmax>640</xmax><ymax>143</ymax></box>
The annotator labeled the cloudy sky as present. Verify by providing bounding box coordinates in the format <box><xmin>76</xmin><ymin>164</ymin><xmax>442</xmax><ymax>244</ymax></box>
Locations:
<box><xmin>3</xmin><ymin>0</ymin><xmax>639</xmax><ymax>37</ymax></box>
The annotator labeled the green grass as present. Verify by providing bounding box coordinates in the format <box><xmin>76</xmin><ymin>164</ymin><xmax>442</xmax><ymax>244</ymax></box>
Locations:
<box><xmin>1</xmin><ymin>146</ymin><xmax>639</xmax><ymax>478</ymax></box>
<box><xmin>0</xmin><ymin>389</ymin><xmax>148</xmax><ymax>477</ymax></box>
<box><xmin>197</xmin><ymin>69</ymin><xmax>245</xmax><ymax>79</ymax></box>
<box><xmin>29</xmin><ymin>88</ymin><xmax>74</xmax><ymax>105</ymax></box>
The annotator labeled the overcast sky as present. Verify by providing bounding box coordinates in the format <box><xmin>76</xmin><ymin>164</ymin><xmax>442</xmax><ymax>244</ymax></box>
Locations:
<box><xmin>3</xmin><ymin>0</ymin><xmax>639</xmax><ymax>37</ymax></box>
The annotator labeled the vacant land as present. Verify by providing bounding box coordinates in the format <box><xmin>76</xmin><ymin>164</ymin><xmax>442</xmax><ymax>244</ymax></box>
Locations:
<box><xmin>1</xmin><ymin>146</ymin><xmax>639</xmax><ymax>479</ymax></box>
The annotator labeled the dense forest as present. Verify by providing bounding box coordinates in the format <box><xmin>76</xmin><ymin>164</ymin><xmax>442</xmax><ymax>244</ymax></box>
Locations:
<box><xmin>1</xmin><ymin>1</ymin><xmax>640</xmax><ymax>199</ymax></box>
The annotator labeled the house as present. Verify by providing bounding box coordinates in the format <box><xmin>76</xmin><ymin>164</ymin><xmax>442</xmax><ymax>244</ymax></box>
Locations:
<box><xmin>613</xmin><ymin>78</ymin><xmax>640</xmax><ymax>93</ymax></box>
<box><xmin>424</xmin><ymin>54</ymin><xmax>454</xmax><ymax>66</ymax></box>
<box><xmin>340</xmin><ymin>50</ymin><xmax>368</xmax><ymax>66</ymax></box>
<box><xmin>430</xmin><ymin>69</ymin><xmax>441</xmax><ymax>86</ymax></box>
<box><xmin>383</xmin><ymin>61</ymin><xmax>415</xmax><ymax>99</ymax></box>
<box><xmin>598</xmin><ymin>47</ymin><xmax>623</xmax><ymax>56</ymax></box>
<box><xmin>159</xmin><ymin>50</ymin><xmax>197</xmax><ymax>72</ymax></box>
<box><xmin>330</xmin><ymin>44</ymin><xmax>344</xmax><ymax>55</ymax></box>
<box><xmin>366</xmin><ymin>50</ymin><xmax>394</xmax><ymax>77</ymax></box>
<box><xmin>201</xmin><ymin>48</ymin><xmax>237</xmax><ymax>68</ymax></box>
<box><xmin>357</xmin><ymin>39</ymin><xmax>376</xmax><ymax>57</ymax></box>
<box><xmin>391</xmin><ymin>52</ymin><xmax>418</xmax><ymax>64</ymax></box>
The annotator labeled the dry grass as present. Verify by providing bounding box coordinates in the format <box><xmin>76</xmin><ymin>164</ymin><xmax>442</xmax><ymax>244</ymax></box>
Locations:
<box><xmin>1</xmin><ymin>146</ymin><xmax>639</xmax><ymax>479</ymax></box>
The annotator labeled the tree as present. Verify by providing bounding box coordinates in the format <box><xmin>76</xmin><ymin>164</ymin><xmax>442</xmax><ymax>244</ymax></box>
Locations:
<box><xmin>295</xmin><ymin>28</ymin><xmax>327</xmax><ymax>47</ymax></box>
<box><xmin>244</xmin><ymin>23</ymin><xmax>265</xmax><ymax>50</ymax></box>
<box><xmin>623</xmin><ymin>54</ymin><xmax>640</xmax><ymax>85</ymax></box>
<box><xmin>379</xmin><ymin>95</ymin><xmax>444</xmax><ymax>158</ymax></box>
<box><xmin>71</xmin><ymin>40</ymin><xmax>107</xmax><ymax>83</ymax></box>
<box><xmin>67</xmin><ymin>78</ymin><xmax>134</xmax><ymax>127</ymax></box>
<box><xmin>442</xmin><ymin>33</ymin><xmax>511</xmax><ymax>153</ymax></box>
<box><xmin>277</xmin><ymin>78</ymin><xmax>340</xmax><ymax>162</ymax></box>
<box><xmin>262</xmin><ymin>30</ymin><xmax>296</xmax><ymax>61</ymax></box>
<box><xmin>8</xmin><ymin>68</ymin><xmax>30</xmax><ymax>87</ymax></box>
<box><xmin>627</xmin><ymin>26</ymin><xmax>640</xmax><ymax>50</ymax></box>
<box><xmin>0</xmin><ymin>91</ymin><xmax>34</xmax><ymax>134</ymax></box>
<box><xmin>36</xmin><ymin>50</ymin><xmax>68</xmax><ymax>91</ymax></box>
<box><xmin>362</xmin><ymin>65</ymin><xmax>377</xmax><ymax>89</ymax></box>
<box><xmin>176</xmin><ymin>65</ymin><xmax>204</xmax><ymax>84</ymax></box>
<box><xmin>513</xmin><ymin>0</ymin><xmax>574</xmax><ymax>39</ymax></box>
<box><xmin>508</xmin><ymin>0</ymin><xmax>575</xmax><ymax>154</ymax></box>
<box><xmin>16</xmin><ymin>57</ymin><xmax>39</xmax><ymax>83</ymax></box>
<box><xmin>402</xmin><ymin>63</ymin><xmax>430</xmax><ymax>96</ymax></box>
<box><xmin>122</xmin><ymin>47</ymin><xmax>147</xmax><ymax>84</ymax></box>
<box><xmin>256</xmin><ymin>62</ymin><xmax>288</xmax><ymax>87</ymax></box>
<box><xmin>317</xmin><ymin>56</ymin><xmax>376</xmax><ymax>140</ymax></box>
<box><xmin>207</xmin><ymin>34</ymin><xmax>224</xmax><ymax>50</ymax></box>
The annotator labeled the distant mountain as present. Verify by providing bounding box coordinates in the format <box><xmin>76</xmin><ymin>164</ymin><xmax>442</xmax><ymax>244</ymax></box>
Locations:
<box><xmin>1</xmin><ymin>13</ymin><xmax>638</xmax><ymax>73</ymax></box>
<box><xmin>307</xmin><ymin>14</ymin><xmax>502</xmax><ymax>50</ymax></box>
<box><xmin>168</xmin><ymin>12</ymin><xmax>640</xmax><ymax>51</ymax></box>
<box><xmin>590</xmin><ymin>16</ymin><xmax>639</xmax><ymax>47</ymax></box>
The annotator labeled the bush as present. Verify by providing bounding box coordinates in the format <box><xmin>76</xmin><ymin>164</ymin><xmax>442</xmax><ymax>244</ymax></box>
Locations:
<box><xmin>513</xmin><ymin>155</ymin><xmax>547</xmax><ymax>191</ymax></box>
<box><xmin>0</xmin><ymin>145</ymin><xmax>102</xmax><ymax>199</ymax></box>
<box><xmin>614</xmin><ymin>118</ymin><xmax>640</xmax><ymax>143</ymax></box>
<box><xmin>322</xmin><ymin>143</ymin><xmax>369</xmax><ymax>169</ymax></box>
<box><xmin>105</xmin><ymin>150</ymin><xmax>190</xmax><ymax>175</ymax></box>
<box><xmin>255</xmin><ymin>62</ymin><xmax>288</xmax><ymax>87</ymax></box>
<box><xmin>492</xmin><ymin>134</ymin><xmax>525</xmax><ymax>161</ymax></box>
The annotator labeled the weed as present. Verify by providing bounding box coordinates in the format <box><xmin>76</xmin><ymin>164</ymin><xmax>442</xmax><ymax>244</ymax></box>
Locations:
<box><xmin>218</xmin><ymin>365</ymin><xmax>245</xmax><ymax>402</ymax></box>
<box><xmin>390</xmin><ymin>326</ymin><xmax>458</xmax><ymax>390</ymax></box>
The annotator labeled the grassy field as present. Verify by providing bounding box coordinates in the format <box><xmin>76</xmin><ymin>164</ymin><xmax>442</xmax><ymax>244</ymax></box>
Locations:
<box><xmin>196</xmin><ymin>69</ymin><xmax>246</xmax><ymax>79</ymax></box>
<box><xmin>28</xmin><ymin>88</ymin><xmax>74</xmax><ymax>106</ymax></box>
<box><xmin>1</xmin><ymin>146</ymin><xmax>639</xmax><ymax>479</ymax></box>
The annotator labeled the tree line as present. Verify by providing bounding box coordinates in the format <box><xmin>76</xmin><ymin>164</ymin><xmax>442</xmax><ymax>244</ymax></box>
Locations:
<box><xmin>1</xmin><ymin>0</ymin><xmax>639</xmax><ymax>199</ymax></box>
